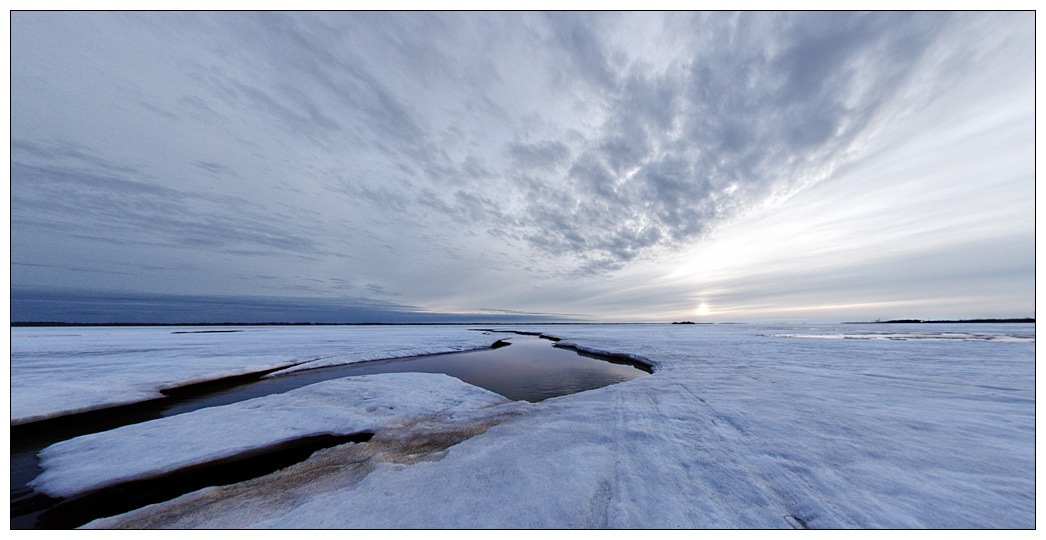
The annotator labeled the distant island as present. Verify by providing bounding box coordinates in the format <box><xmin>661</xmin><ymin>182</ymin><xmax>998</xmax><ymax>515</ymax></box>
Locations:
<box><xmin>844</xmin><ymin>318</ymin><xmax>1034</xmax><ymax>324</ymax></box>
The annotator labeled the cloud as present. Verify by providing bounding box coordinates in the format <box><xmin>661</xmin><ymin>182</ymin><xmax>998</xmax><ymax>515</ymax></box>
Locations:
<box><xmin>9</xmin><ymin>12</ymin><xmax>1033</xmax><ymax>320</ymax></box>
<box><xmin>9</xmin><ymin>288</ymin><xmax>579</xmax><ymax>324</ymax></box>
<box><xmin>19</xmin><ymin>13</ymin><xmax>942</xmax><ymax>274</ymax></box>
<box><xmin>10</xmin><ymin>158</ymin><xmax>322</xmax><ymax>256</ymax></box>
<box><xmin>509</xmin><ymin>140</ymin><xmax>571</xmax><ymax>171</ymax></box>
<box><xmin>494</xmin><ymin>12</ymin><xmax>953</xmax><ymax>274</ymax></box>
<box><xmin>543</xmin><ymin>12</ymin><xmax>618</xmax><ymax>91</ymax></box>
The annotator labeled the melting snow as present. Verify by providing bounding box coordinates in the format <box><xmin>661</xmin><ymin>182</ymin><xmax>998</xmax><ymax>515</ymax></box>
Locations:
<box><xmin>29</xmin><ymin>373</ymin><xmax>511</xmax><ymax>498</ymax></box>
<box><xmin>15</xmin><ymin>323</ymin><xmax>1034</xmax><ymax>528</ymax></box>
<box><xmin>11</xmin><ymin>325</ymin><xmax>497</xmax><ymax>424</ymax></box>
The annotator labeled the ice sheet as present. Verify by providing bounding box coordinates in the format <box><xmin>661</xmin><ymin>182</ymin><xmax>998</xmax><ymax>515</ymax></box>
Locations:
<box><xmin>30</xmin><ymin>373</ymin><xmax>511</xmax><ymax>498</ymax></box>
<box><xmin>11</xmin><ymin>325</ymin><xmax>498</xmax><ymax>424</ymax></box>
<box><xmin>73</xmin><ymin>323</ymin><xmax>1033</xmax><ymax>529</ymax></box>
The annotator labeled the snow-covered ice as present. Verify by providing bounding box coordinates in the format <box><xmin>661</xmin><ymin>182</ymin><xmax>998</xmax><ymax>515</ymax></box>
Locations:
<box><xmin>763</xmin><ymin>324</ymin><xmax>1035</xmax><ymax>343</ymax></box>
<box><xmin>29</xmin><ymin>373</ymin><xmax>512</xmax><ymax>498</ymax></box>
<box><xmin>11</xmin><ymin>325</ymin><xmax>498</xmax><ymax>424</ymax></box>
<box><xmin>17</xmin><ymin>323</ymin><xmax>1034</xmax><ymax>528</ymax></box>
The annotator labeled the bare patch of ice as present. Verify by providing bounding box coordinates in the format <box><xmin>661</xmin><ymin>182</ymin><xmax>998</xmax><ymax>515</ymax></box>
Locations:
<box><xmin>11</xmin><ymin>325</ymin><xmax>497</xmax><ymax>424</ymax></box>
<box><xmin>30</xmin><ymin>373</ymin><xmax>512</xmax><ymax>499</ymax></box>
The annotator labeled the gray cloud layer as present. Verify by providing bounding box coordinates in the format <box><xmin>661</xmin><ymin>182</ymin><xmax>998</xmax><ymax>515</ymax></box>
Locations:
<box><xmin>511</xmin><ymin>12</ymin><xmax>946</xmax><ymax>271</ymax></box>
<box><xmin>10</xmin><ymin>289</ymin><xmax>576</xmax><ymax>324</ymax></box>
<box><xmin>10</xmin><ymin>11</ymin><xmax>1033</xmax><ymax>320</ymax></box>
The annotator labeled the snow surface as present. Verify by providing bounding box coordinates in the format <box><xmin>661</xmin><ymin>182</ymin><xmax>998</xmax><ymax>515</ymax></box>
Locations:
<box><xmin>765</xmin><ymin>326</ymin><xmax>1035</xmax><ymax>342</ymax></box>
<box><xmin>29</xmin><ymin>373</ymin><xmax>511</xmax><ymax>498</ymax></box>
<box><xmin>10</xmin><ymin>325</ymin><xmax>498</xmax><ymax>424</ymax></box>
<box><xmin>21</xmin><ymin>323</ymin><xmax>1034</xmax><ymax>528</ymax></box>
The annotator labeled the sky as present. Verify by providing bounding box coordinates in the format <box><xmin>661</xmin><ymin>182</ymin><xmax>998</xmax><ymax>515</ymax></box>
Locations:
<box><xmin>8</xmin><ymin>11</ymin><xmax>1035</xmax><ymax>323</ymax></box>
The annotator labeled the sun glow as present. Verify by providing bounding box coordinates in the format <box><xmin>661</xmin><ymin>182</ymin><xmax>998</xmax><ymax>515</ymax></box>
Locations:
<box><xmin>696</xmin><ymin>303</ymin><xmax>710</xmax><ymax>316</ymax></box>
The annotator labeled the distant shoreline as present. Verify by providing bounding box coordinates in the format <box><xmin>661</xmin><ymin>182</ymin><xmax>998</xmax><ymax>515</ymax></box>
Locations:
<box><xmin>11</xmin><ymin>318</ymin><xmax>1034</xmax><ymax>328</ymax></box>
<box><xmin>9</xmin><ymin>321</ymin><xmax>646</xmax><ymax>328</ymax></box>
<box><xmin>842</xmin><ymin>318</ymin><xmax>1034</xmax><ymax>324</ymax></box>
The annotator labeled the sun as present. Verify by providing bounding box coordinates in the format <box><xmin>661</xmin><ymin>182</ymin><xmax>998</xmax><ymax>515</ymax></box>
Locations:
<box><xmin>696</xmin><ymin>303</ymin><xmax>710</xmax><ymax>316</ymax></box>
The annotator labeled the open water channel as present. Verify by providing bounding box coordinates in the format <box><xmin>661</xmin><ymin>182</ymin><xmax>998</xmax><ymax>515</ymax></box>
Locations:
<box><xmin>12</xmin><ymin>333</ymin><xmax>650</xmax><ymax>528</ymax></box>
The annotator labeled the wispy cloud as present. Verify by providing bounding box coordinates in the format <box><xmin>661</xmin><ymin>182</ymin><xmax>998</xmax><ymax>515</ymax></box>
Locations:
<box><xmin>10</xmin><ymin>11</ymin><xmax>1033</xmax><ymax>321</ymax></box>
<box><xmin>11</xmin><ymin>160</ymin><xmax>323</xmax><ymax>255</ymax></box>
<box><xmin>9</xmin><ymin>288</ymin><xmax>580</xmax><ymax>324</ymax></box>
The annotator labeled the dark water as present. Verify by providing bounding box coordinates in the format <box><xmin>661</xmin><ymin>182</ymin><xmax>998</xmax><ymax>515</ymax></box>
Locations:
<box><xmin>163</xmin><ymin>335</ymin><xmax>648</xmax><ymax>416</ymax></box>
<box><xmin>12</xmin><ymin>334</ymin><xmax>649</xmax><ymax>528</ymax></box>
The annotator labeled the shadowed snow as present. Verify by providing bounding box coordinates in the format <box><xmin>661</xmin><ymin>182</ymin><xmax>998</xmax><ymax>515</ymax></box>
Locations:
<box><xmin>62</xmin><ymin>323</ymin><xmax>1034</xmax><ymax>529</ymax></box>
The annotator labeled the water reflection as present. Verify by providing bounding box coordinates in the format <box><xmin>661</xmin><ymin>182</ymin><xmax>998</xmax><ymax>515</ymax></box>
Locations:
<box><xmin>361</xmin><ymin>336</ymin><xmax>649</xmax><ymax>402</ymax></box>
<box><xmin>163</xmin><ymin>335</ymin><xmax>648</xmax><ymax>415</ymax></box>
<box><xmin>10</xmin><ymin>334</ymin><xmax>649</xmax><ymax>528</ymax></box>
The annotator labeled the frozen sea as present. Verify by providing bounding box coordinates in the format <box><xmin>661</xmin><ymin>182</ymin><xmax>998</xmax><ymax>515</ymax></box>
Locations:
<box><xmin>11</xmin><ymin>323</ymin><xmax>1035</xmax><ymax>528</ymax></box>
<box><xmin>11</xmin><ymin>325</ymin><xmax>497</xmax><ymax>424</ymax></box>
